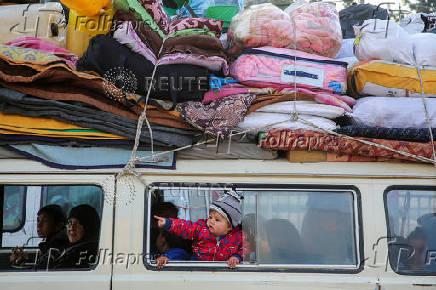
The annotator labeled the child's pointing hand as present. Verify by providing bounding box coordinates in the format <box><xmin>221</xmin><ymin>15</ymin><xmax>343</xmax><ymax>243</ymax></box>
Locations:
<box><xmin>154</xmin><ymin>215</ymin><xmax>166</xmax><ymax>228</ymax></box>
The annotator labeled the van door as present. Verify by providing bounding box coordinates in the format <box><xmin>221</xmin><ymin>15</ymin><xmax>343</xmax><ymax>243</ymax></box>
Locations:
<box><xmin>378</xmin><ymin>185</ymin><xmax>436</xmax><ymax>289</ymax></box>
<box><xmin>112</xmin><ymin>176</ymin><xmax>379</xmax><ymax>290</ymax></box>
<box><xmin>0</xmin><ymin>174</ymin><xmax>115</xmax><ymax>290</ymax></box>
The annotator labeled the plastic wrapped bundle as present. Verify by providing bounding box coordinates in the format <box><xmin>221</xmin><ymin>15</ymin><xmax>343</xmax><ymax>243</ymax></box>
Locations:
<box><xmin>228</xmin><ymin>3</ymin><xmax>294</xmax><ymax>54</ymax></box>
<box><xmin>231</xmin><ymin>47</ymin><xmax>348</xmax><ymax>94</ymax></box>
<box><xmin>285</xmin><ymin>0</ymin><xmax>342</xmax><ymax>58</ymax></box>
<box><xmin>353</xmin><ymin>19</ymin><xmax>415</xmax><ymax>65</ymax></box>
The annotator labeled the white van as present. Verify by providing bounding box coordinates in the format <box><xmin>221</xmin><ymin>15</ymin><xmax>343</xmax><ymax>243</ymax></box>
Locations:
<box><xmin>0</xmin><ymin>158</ymin><xmax>435</xmax><ymax>290</ymax></box>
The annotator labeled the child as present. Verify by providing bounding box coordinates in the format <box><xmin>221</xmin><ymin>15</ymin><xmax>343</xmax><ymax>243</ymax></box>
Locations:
<box><xmin>154</xmin><ymin>191</ymin><xmax>247</xmax><ymax>268</ymax></box>
<box><xmin>10</xmin><ymin>204</ymin><xmax>68</xmax><ymax>269</ymax></box>
<box><xmin>155</xmin><ymin>230</ymin><xmax>192</xmax><ymax>268</ymax></box>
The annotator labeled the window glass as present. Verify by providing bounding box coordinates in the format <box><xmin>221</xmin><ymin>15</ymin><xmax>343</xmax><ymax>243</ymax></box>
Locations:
<box><xmin>386</xmin><ymin>188</ymin><xmax>436</xmax><ymax>275</ymax></box>
<box><xmin>2</xmin><ymin>186</ymin><xmax>26</xmax><ymax>232</ymax></box>
<box><xmin>243</xmin><ymin>190</ymin><xmax>357</xmax><ymax>266</ymax></box>
<box><xmin>42</xmin><ymin>185</ymin><xmax>102</xmax><ymax>217</ymax></box>
<box><xmin>1</xmin><ymin>185</ymin><xmax>103</xmax><ymax>271</ymax></box>
<box><xmin>147</xmin><ymin>184</ymin><xmax>359</xmax><ymax>270</ymax></box>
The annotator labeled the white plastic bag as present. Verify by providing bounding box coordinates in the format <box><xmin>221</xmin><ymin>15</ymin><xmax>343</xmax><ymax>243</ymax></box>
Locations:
<box><xmin>351</xmin><ymin>97</ymin><xmax>436</xmax><ymax>128</ymax></box>
<box><xmin>400</xmin><ymin>13</ymin><xmax>425</xmax><ymax>34</ymax></box>
<box><xmin>411</xmin><ymin>33</ymin><xmax>436</xmax><ymax>67</ymax></box>
<box><xmin>335</xmin><ymin>38</ymin><xmax>355</xmax><ymax>59</ymax></box>
<box><xmin>353</xmin><ymin>19</ymin><xmax>414</xmax><ymax>65</ymax></box>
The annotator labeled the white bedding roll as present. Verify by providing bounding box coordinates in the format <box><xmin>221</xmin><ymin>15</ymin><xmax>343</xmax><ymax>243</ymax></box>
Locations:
<box><xmin>255</xmin><ymin>101</ymin><xmax>345</xmax><ymax>119</ymax></box>
<box><xmin>238</xmin><ymin>112</ymin><xmax>338</xmax><ymax>133</ymax></box>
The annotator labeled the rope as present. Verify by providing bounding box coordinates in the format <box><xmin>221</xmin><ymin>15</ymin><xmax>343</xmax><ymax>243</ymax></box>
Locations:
<box><xmin>415</xmin><ymin>65</ymin><xmax>436</xmax><ymax>166</ymax></box>
<box><xmin>291</xmin><ymin>15</ymin><xmax>299</xmax><ymax>122</ymax></box>
<box><xmin>296</xmin><ymin>117</ymin><xmax>436</xmax><ymax>164</ymax></box>
<box><xmin>133</xmin><ymin>118</ymin><xmax>298</xmax><ymax>162</ymax></box>
<box><xmin>129</xmin><ymin>39</ymin><xmax>166</xmax><ymax>165</ymax></box>
<box><xmin>120</xmin><ymin>37</ymin><xmax>167</xmax><ymax>181</ymax></box>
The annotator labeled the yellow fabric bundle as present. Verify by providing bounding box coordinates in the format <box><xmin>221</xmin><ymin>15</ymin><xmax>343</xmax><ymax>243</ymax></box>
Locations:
<box><xmin>0</xmin><ymin>112</ymin><xmax>127</xmax><ymax>140</ymax></box>
<box><xmin>348</xmin><ymin>60</ymin><xmax>436</xmax><ymax>97</ymax></box>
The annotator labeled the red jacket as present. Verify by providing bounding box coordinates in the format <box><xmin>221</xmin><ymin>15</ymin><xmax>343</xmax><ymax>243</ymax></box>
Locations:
<box><xmin>166</xmin><ymin>218</ymin><xmax>248</xmax><ymax>262</ymax></box>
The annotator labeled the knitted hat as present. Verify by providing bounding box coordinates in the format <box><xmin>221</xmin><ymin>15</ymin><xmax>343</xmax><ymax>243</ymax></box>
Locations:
<box><xmin>209</xmin><ymin>190</ymin><xmax>242</xmax><ymax>228</ymax></box>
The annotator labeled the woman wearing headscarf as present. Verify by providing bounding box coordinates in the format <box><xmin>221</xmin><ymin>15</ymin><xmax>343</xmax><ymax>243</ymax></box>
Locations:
<box><xmin>53</xmin><ymin>204</ymin><xmax>100</xmax><ymax>269</ymax></box>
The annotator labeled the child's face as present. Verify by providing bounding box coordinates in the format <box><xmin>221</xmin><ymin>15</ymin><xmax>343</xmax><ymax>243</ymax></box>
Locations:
<box><xmin>37</xmin><ymin>213</ymin><xmax>57</xmax><ymax>238</ymax></box>
<box><xmin>207</xmin><ymin>210</ymin><xmax>232</xmax><ymax>237</ymax></box>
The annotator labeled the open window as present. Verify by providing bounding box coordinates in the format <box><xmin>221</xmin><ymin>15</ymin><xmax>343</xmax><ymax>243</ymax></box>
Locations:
<box><xmin>385</xmin><ymin>186</ymin><xmax>436</xmax><ymax>275</ymax></box>
<box><xmin>0</xmin><ymin>184</ymin><xmax>103</xmax><ymax>271</ymax></box>
<box><xmin>145</xmin><ymin>183</ymin><xmax>362</xmax><ymax>272</ymax></box>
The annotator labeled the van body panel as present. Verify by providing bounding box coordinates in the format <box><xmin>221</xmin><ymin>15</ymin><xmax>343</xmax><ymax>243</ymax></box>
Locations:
<box><xmin>0</xmin><ymin>160</ymin><xmax>434</xmax><ymax>289</ymax></box>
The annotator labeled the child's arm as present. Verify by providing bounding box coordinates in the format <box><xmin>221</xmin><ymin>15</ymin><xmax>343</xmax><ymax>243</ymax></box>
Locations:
<box><xmin>227</xmin><ymin>230</ymin><xmax>250</xmax><ymax>268</ymax></box>
<box><xmin>154</xmin><ymin>215</ymin><xmax>203</xmax><ymax>240</ymax></box>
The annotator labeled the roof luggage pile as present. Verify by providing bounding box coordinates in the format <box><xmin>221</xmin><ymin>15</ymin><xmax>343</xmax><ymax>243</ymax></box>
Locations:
<box><xmin>0</xmin><ymin>0</ymin><xmax>434</xmax><ymax>168</ymax></box>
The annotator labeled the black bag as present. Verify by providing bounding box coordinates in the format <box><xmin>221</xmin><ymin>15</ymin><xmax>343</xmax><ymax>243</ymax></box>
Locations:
<box><xmin>339</xmin><ymin>4</ymin><xmax>388</xmax><ymax>39</ymax></box>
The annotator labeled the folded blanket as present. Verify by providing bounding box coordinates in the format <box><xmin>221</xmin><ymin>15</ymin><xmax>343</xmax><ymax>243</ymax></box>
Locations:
<box><xmin>260</xmin><ymin>129</ymin><xmax>436</xmax><ymax>163</ymax></box>
<box><xmin>177</xmin><ymin>94</ymin><xmax>255</xmax><ymax>137</ymax></box>
<box><xmin>255</xmin><ymin>101</ymin><xmax>345</xmax><ymax>119</ymax></box>
<box><xmin>113</xmin><ymin>21</ymin><xmax>158</xmax><ymax>64</ymax></box>
<box><xmin>5</xmin><ymin>144</ymin><xmax>175</xmax><ymax>169</ymax></box>
<box><xmin>162</xmin><ymin>35</ymin><xmax>227</xmax><ymax>59</ymax></box>
<box><xmin>335</xmin><ymin>126</ymin><xmax>436</xmax><ymax>143</ymax></box>
<box><xmin>0</xmin><ymin>88</ymin><xmax>197</xmax><ymax>147</ymax></box>
<box><xmin>158</xmin><ymin>53</ymin><xmax>229</xmax><ymax>75</ymax></box>
<box><xmin>78</xmin><ymin>35</ymin><xmax>210</xmax><ymax>102</ymax></box>
<box><xmin>113</xmin><ymin>10</ymin><xmax>163</xmax><ymax>56</ymax></box>
<box><xmin>0</xmin><ymin>44</ymin><xmax>140</xmax><ymax>120</ymax></box>
<box><xmin>5</xmin><ymin>37</ymin><xmax>78</xmax><ymax>68</ymax></box>
<box><xmin>0</xmin><ymin>111</ymin><xmax>125</xmax><ymax>140</ymax></box>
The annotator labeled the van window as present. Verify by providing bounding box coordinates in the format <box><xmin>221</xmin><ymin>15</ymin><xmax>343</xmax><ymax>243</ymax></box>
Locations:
<box><xmin>385</xmin><ymin>187</ymin><xmax>436</xmax><ymax>275</ymax></box>
<box><xmin>1</xmin><ymin>184</ymin><xmax>103</xmax><ymax>271</ymax></box>
<box><xmin>41</xmin><ymin>185</ymin><xmax>103</xmax><ymax>218</ymax></box>
<box><xmin>146</xmin><ymin>184</ymin><xmax>361</xmax><ymax>271</ymax></box>
<box><xmin>2</xmin><ymin>186</ymin><xmax>26</xmax><ymax>232</ymax></box>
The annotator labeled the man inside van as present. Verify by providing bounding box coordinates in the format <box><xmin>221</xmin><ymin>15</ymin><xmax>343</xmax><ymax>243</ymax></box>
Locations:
<box><xmin>10</xmin><ymin>204</ymin><xmax>68</xmax><ymax>269</ymax></box>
